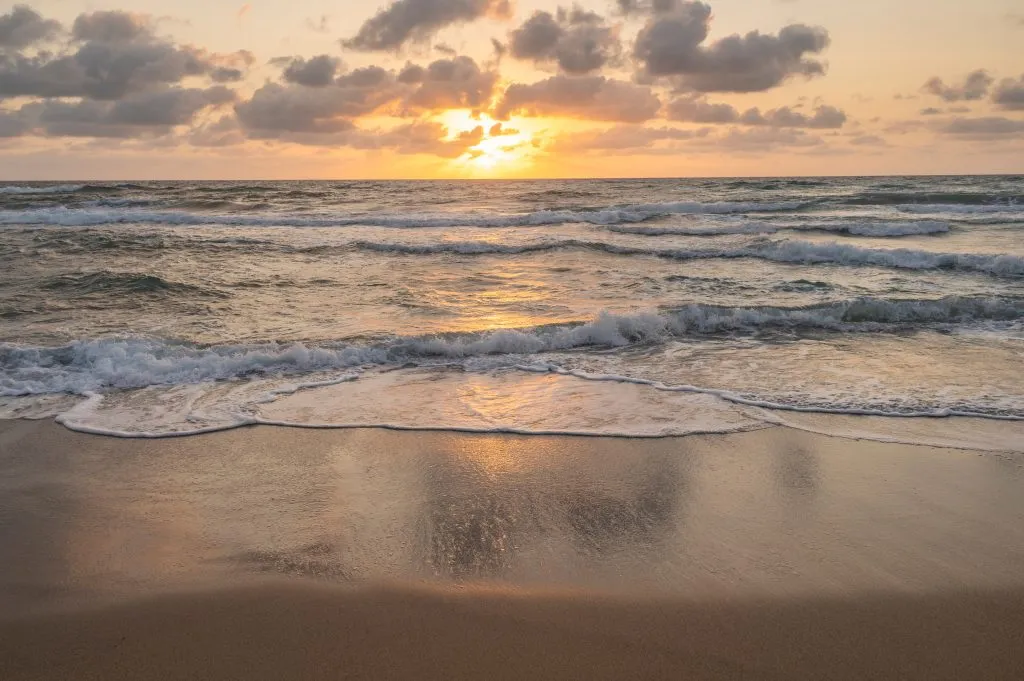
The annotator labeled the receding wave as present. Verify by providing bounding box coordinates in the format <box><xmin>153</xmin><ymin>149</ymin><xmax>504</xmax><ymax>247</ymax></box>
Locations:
<box><xmin>353</xmin><ymin>238</ymin><xmax>1024</xmax><ymax>277</ymax></box>
<box><xmin>3</xmin><ymin>296</ymin><xmax>1021</xmax><ymax>397</ymax></box>
<box><xmin>607</xmin><ymin>220</ymin><xmax>950</xmax><ymax>237</ymax></box>
<box><xmin>0</xmin><ymin>200</ymin><xmax>810</xmax><ymax>229</ymax></box>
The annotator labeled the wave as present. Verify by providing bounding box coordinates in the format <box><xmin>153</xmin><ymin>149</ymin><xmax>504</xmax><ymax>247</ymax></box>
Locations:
<box><xmin>41</xmin><ymin>271</ymin><xmax>228</xmax><ymax>298</ymax></box>
<box><xmin>896</xmin><ymin>203</ymin><xmax>1024</xmax><ymax>215</ymax></box>
<box><xmin>0</xmin><ymin>201</ymin><xmax>810</xmax><ymax>229</ymax></box>
<box><xmin>3</xmin><ymin>296</ymin><xmax>1021</xmax><ymax>397</ymax></box>
<box><xmin>607</xmin><ymin>221</ymin><xmax>950</xmax><ymax>237</ymax></box>
<box><xmin>353</xmin><ymin>238</ymin><xmax>1024</xmax><ymax>277</ymax></box>
<box><xmin>842</xmin><ymin>191</ymin><xmax>1022</xmax><ymax>206</ymax></box>
<box><xmin>0</xmin><ymin>184</ymin><xmax>84</xmax><ymax>195</ymax></box>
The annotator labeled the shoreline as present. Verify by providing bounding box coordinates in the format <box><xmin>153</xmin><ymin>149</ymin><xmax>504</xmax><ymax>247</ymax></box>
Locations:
<box><xmin>15</xmin><ymin>408</ymin><xmax>1024</xmax><ymax>456</ymax></box>
<box><xmin>3</xmin><ymin>420</ymin><xmax>1024</xmax><ymax>678</ymax></box>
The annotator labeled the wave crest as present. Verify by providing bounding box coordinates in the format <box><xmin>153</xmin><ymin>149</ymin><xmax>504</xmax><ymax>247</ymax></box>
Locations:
<box><xmin>2</xmin><ymin>295</ymin><xmax>1021</xmax><ymax>397</ymax></box>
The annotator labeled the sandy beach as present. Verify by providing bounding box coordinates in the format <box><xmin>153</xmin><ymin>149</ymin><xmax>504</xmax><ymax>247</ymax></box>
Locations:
<box><xmin>2</xmin><ymin>420</ymin><xmax>1024</xmax><ymax>678</ymax></box>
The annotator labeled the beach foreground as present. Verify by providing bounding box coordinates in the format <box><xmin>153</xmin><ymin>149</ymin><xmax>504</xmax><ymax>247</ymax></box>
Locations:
<box><xmin>2</xmin><ymin>420</ymin><xmax>1024</xmax><ymax>679</ymax></box>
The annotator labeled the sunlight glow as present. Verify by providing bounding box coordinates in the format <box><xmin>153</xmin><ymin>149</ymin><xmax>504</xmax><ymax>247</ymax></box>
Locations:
<box><xmin>438</xmin><ymin>111</ymin><xmax>540</xmax><ymax>176</ymax></box>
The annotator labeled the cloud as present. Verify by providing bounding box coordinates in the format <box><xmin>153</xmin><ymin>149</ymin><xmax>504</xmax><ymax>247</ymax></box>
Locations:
<box><xmin>494</xmin><ymin>75</ymin><xmax>660</xmax><ymax>122</ymax></box>
<box><xmin>615</xmin><ymin>0</ymin><xmax>681</xmax><ymax>16</ymax></box>
<box><xmin>305</xmin><ymin>15</ymin><xmax>331</xmax><ymax>33</ymax></box>
<box><xmin>345</xmin><ymin>121</ymin><xmax>484</xmax><ymax>157</ymax></box>
<box><xmin>71</xmin><ymin>10</ymin><xmax>151</xmax><ymax>43</ymax></box>
<box><xmin>922</xmin><ymin>69</ymin><xmax>992</xmax><ymax>102</ymax></box>
<box><xmin>666</xmin><ymin>94</ymin><xmax>738</xmax><ymax>122</ymax></box>
<box><xmin>235</xmin><ymin>55</ymin><xmax>494</xmax><ymax>140</ymax></box>
<box><xmin>508</xmin><ymin>7</ymin><xmax>621</xmax><ymax>75</ymax></box>
<box><xmin>713</xmin><ymin>127</ymin><xmax>824</xmax><ymax>150</ymax></box>
<box><xmin>189</xmin><ymin>114</ymin><xmax>245</xmax><ymax>147</ymax></box>
<box><xmin>19</xmin><ymin>86</ymin><xmax>232</xmax><ymax>138</ymax></box>
<box><xmin>343</xmin><ymin>0</ymin><xmax>512</xmax><ymax>51</ymax></box>
<box><xmin>668</xmin><ymin>96</ymin><xmax>846</xmax><ymax>128</ymax></box>
<box><xmin>552</xmin><ymin>124</ymin><xmax>709</xmax><ymax>153</ymax></box>
<box><xmin>739</xmin><ymin>105</ymin><xmax>846</xmax><ymax>128</ymax></box>
<box><xmin>0</xmin><ymin>11</ymin><xmax>250</xmax><ymax>101</ymax></box>
<box><xmin>919</xmin><ymin>107</ymin><xmax>941</xmax><ymax>115</ymax></box>
<box><xmin>235</xmin><ymin>69</ymin><xmax>403</xmax><ymax>135</ymax></box>
<box><xmin>631</xmin><ymin>1</ymin><xmax>830</xmax><ymax>91</ymax></box>
<box><xmin>992</xmin><ymin>75</ymin><xmax>1024</xmax><ymax>111</ymax></box>
<box><xmin>0</xmin><ymin>5</ymin><xmax>62</xmax><ymax>51</ymax></box>
<box><xmin>278</xmin><ymin>55</ymin><xmax>344</xmax><ymax>87</ymax></box>
<box><xmin>938</xmin><ymin>116</ymin><xmax>1024</xmax><ymax>137</ymax></box>
<box><xmin>397</xmin><ymin>56</ymin><xmax>497</xmax><ymax>111</ymax></box>
<box><xmin>0</xmin><ymin>108</ymin><xmax>28</xmax><ymax>136</ymax></box>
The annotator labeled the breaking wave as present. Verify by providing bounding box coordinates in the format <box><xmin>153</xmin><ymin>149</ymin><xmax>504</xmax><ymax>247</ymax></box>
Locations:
<box><xmin>3</xmin><ymin>295</ymin><xmax>1021</xmax><ymax>397</ymax></box>
<box><xmin>0</xmin><ymin>184</ymin><xmax>85</xmax><ymax>195</ymax></box>
<box><xmin>0</xmin><ymin>201</ymin><xmax>809</xmax><ymax>229</ymax></box>
<box><xmin>353</xmin><ymin>238</ymin><xmax>1024</xmax><ymax>277</ymax></box>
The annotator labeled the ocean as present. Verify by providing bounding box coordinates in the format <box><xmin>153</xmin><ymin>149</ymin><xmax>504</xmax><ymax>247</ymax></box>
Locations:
<box><xmin>1</xmin><ymin>176</ymin><xmax>1022</xmax><ymax>448</ymax></box>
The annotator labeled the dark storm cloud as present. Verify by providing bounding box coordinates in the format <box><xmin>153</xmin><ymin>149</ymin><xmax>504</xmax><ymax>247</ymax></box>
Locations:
<box><xmin>20</xmin><ymin>86</ymin><xmax>232</xmax><ymax>137</ymax></box>
<box><xmin>494</xmin><ymin>75</ymin><xmax>661</xmax><ymax>122</ymax></box>
<box><xmin>0</xmin><ymin>5</ymin><xmax>62</xmax><ymax>51</ymax></box>
<box><xmin>343</xmin><ymin>0</ymin><xmax>512</xmax><ymax>51</ymax></box>
<box><xmin>922</xmin><ymin>69</ymin><xmax>993</xmax><ymax>102</ymax></box>
<box><xmin>992</xmin><ymin>75</ymin><xmax>1024</xmax><ymax>111</ymax></box>
<box><xmin>631</xmin><ymin>1</ymin><xmax>830</xmax><ymax>92</ymax></box>
<box><xmin>508</xmin><ymin>7</ymin><xmax>621</xmax><ymax>74</ymax></box>
<box><xmin>279</xmin><ymin>54</ymin><xmax>344</xmax><ymax>87</ymax></box>
<box><xmin>668</xmin><ymin>96</ymin><xmax>846</xmax><ymax>128</ymax></box>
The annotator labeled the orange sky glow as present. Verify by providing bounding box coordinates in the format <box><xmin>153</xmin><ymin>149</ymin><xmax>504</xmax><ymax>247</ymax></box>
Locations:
<box><xmin>0</xmin><ymin>0</ymin><xmax>1021</xmax><ymax>178</ymax></box>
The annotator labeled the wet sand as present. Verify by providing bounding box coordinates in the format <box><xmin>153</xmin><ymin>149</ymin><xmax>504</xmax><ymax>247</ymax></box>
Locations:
<box><xmin>2</xmin><ymin>420</ymin><xmax>1024</xmax><ymax>678</ymax></box>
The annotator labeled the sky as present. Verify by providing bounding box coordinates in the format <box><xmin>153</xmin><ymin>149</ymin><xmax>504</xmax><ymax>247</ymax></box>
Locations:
<box><xmin>0</xmin><ymin>0</ymin><xmax>1022</xmax><ymax>179</ymax></box>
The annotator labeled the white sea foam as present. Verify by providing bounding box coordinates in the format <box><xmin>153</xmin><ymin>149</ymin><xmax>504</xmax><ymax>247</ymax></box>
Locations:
<box><xmin>0</xmin><ymin>184</ymin><xmax>85</xmax><ymax>195</ymax></box>
<box><xmin>354</xmin><ymin>238</ymin><xmax>1024</xmax><ymax>277</ymax></box>
<box><xmin>38</xmin><ymin>366</ymin><xmax>1024</xmax><ymax>450</ymax></box>
<box><xmin>3</xmin><ymin>296</ymin><xmax>1022</xmax><ymax>400</ymax></box>
<box><xmin>0</xmin><ymin>201</ymin><xmax>807</xmax><ymax>229</ymax></box>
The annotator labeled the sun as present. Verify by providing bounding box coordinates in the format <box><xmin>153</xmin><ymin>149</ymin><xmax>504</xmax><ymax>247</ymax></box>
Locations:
<box><xmin>438</xmin><ymin>111</ymin><xmax>537</xmax><ymax>175</ymax></box>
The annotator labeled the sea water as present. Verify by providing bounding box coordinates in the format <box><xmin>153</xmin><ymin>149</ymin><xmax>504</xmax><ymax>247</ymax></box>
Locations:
<box><xmin>1</xmin><ymin>176</ymin><xmax>1022</xmax><ymax>448</ymax></box>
